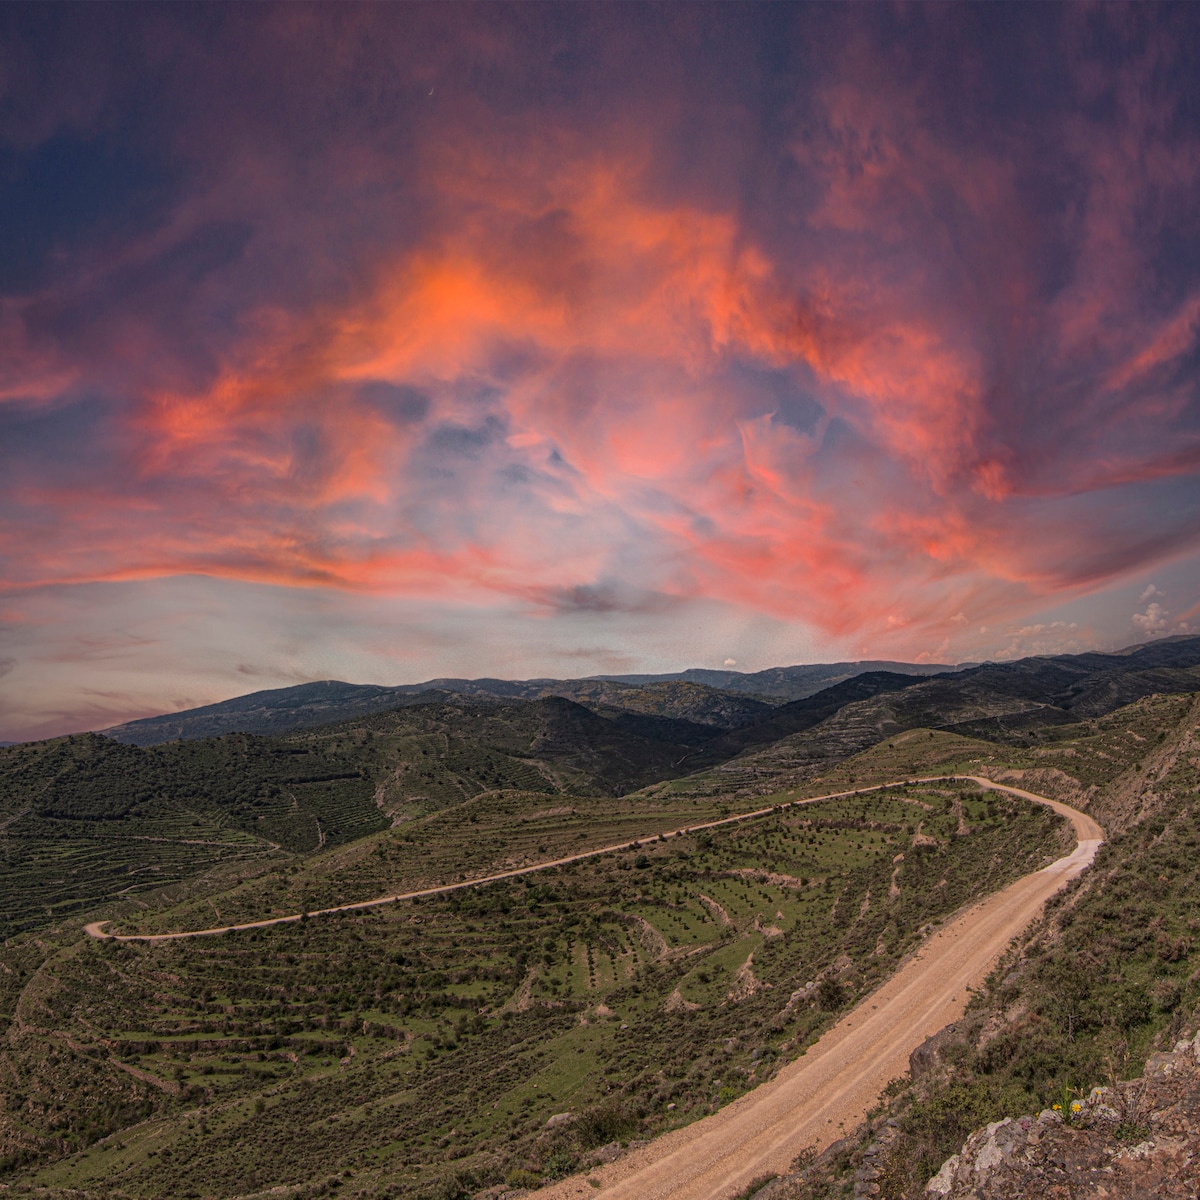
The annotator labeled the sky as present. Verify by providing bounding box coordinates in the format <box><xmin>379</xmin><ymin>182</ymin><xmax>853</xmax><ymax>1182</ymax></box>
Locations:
<box><xmin>2</xmin><ymin>3</ymin><xmax>1200</xmax><ymax>741</ymax></box>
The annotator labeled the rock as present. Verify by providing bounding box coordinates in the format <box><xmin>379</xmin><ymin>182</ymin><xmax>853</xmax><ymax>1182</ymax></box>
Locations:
<box><xmin>1115</xmin><ymin>1140</ymin><xmax>1155</xmax><ymax>1161</ymax></box>
<box><xmin>544</xmin><ymin>1111</ymin><xmax>574</xmax><ymax>1128</ymax></box>
<box><xmin>962</xmin><ymin>1118</ymin><xmax>1018</xmax><ymax>1179</ymax></box>
<box><xmin>1144</xmin><ymin>1050</ymin><xmax>1181</xmax><ymax>1078</ymax></box>
<box><xmin>812</xmin><ymin>1135</ymin><xmax>857</xmax><ymax>1168</ymax></box>
<box><xmin>742</xmin><ymin>1178</ymin><xmax>791</xmax><ymax>1200</ymax></box>
<box><xmin>924</xmin><ymin>1154</ymin><xmax>960</xmax><ymax>1195</ymax></box>
<box><xmin>921</xmin><ymin>1037</ymin><xmax>1200</xmax><ymax>1197</ymax></box>
<box><xmin>909</xmin><ymin>1023</ymin><xmax>959</xmax><ymax>1079</ymax></box>
<box><xmin>854</xmin><ymin>1122</ymin><xmax>903</xmax><ymax>1198</ymax></box>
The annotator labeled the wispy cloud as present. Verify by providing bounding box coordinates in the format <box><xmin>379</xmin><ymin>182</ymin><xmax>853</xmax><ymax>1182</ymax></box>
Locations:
<box><xmin>1</xmin><ymin>5</ymin><xmax>1199</xmax><ymax>735</ymax></box>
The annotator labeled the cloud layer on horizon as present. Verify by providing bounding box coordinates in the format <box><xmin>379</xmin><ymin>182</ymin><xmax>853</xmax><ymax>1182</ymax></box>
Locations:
<box><xmin>2</xmin><ymin>4</ymin><xmax>1200</xmax><ymax>736</ymax></box>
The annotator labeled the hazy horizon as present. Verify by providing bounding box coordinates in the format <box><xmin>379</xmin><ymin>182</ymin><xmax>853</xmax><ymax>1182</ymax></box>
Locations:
<box><xmin>22</xmin><ymin>632</ymin><xmax>1196</xmax><ymax>744</ymax></box>
<box><xmin>2</xmin><ymin>4</ymin><xmax>1199</xmax><ymax>741</ymax></box>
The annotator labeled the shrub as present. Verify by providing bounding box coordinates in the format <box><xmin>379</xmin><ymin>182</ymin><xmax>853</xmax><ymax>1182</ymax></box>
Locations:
<box><xmin>543</xmin><ymin>1149</ymin><xmax>577</xmax><ymax>1179</ymax></box>
<box><xmin>574</xmin><ymin>1099</ymin><xmax>639</xmax><ymax>1148</ymax></box>
<box><xmin>816</xmin><ymin>976</ymin><xmax>845</xmax><ymax>1010</ymax></box>
<box><xmin>505</xmin><ymin>1168</ymin><xmax>542</xmax><ymax>1189</ymax></box>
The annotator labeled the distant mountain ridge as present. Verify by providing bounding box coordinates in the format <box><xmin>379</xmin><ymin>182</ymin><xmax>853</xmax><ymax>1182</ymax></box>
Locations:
<box><xmin>590</xmin><ymin>659</ymin><xmax>962</xmax><ymax>698</ymax></box>
<box><xmin>99</xmin><ymin>659</ymin><xmax>956</xmax><ymax>747</ymax></box>
<box><xmin>698</xmin><ymin>636</ymin><xmax>1200</xmax><ymax>789</ymax></box>
<box><xmin>96</xmin><ymin>638</ymin><xmax>1200</xmax><ymax>754</ymax></box>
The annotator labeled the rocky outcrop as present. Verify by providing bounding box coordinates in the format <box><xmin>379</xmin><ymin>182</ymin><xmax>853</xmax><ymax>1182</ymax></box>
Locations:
<box><xmin>907</xmin><ymin>1023</ymin><xmax>959</xmax><ymax>1080</ymax></box>
<box><xmin>924</xmin><ymin>1030</ymin><xmax>1200</xmax><ymax>1198</ymax></box>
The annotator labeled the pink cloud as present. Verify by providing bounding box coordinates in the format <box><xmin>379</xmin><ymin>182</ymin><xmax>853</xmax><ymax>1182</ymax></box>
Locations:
<box><xmin>1</xmin><ymin>2</ymin><xmax>1199</xmax><ymax>680</ymax></box>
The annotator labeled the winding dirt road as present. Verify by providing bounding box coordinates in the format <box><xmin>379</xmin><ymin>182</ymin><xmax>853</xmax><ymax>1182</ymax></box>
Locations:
<box><xmin>82</xmin><ymin>774</ymin><xmax>1058</xmax><ymax>944</ymax></box>
<box><xmin>81</xmin><ymin>778</ymin><xmax>1102</xmax><ymax>1197</ymax></box>
<box><xmin>534</xmin><ymin>777</ymin><xmax>1102</xmax><ymax>1200</ymax></box>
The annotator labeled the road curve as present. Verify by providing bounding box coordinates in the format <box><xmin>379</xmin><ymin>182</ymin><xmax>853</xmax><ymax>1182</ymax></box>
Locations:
<box><xmin>81</xmin><ymin>778</ymin><xmax>1101</xmax><ymax>1197</ymax></box>
<box><xmin>532</xmin><ymin>777</ymin><xmax>1102</xmax><ymax>1200</ymax></box>
<box><xmin>85</xmin><ymin>774</ymin><xmax>1078</xmax><ymax>943</ymax></box>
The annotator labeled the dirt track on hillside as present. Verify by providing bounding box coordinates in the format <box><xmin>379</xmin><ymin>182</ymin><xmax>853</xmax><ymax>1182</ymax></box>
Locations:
<box><xmin>532</xmin><ymin>778</ymin><xmax>1103</xmax><ymax>1200</ymax></box>
<box><xmin>80</xmin><ymin>779</ymin><xmax>1102</xmax><ymax>1197</ymax></box>
<box><xmin>81</xmin><ymin>778</ymin><xmax>1102</xmax><ymax>1197</ymax></box>
<box><xmin>84</xmin><ymin>774</ymin><xmax>1079</xmax><ymax>944</ymax></box>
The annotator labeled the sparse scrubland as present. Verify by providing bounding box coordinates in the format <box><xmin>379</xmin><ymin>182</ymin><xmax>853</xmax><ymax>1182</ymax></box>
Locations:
<box><xmin>765</xmin><ymin>691</ymin><xmax>1200</xmax><ymax>1199</ymax></box>
<box><xmin>1</xmin><ymin>643</ymin><xmax>1199</xmax><ymax>1199</ymax></box>
<box><xmin>1</xmin><ymin>770</ymin><xmax>1063</xmax><ymax>1198</ymax></box>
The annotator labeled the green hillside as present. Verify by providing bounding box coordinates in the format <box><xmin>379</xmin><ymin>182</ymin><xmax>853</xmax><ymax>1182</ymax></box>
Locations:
<box><xmin>1</xmin><ymin>771</ymin><xmax>1064</xmax><ymax>1198</ymax></box>
<box><xmin>0</xmin><ymin>696</ymin><xmax>722</xmax><ymax>940</ymax></box>
<box><xmin>2</xmin><ymin>648</ymin><xmax>1199</xmax><ymax>1198</ymax></box>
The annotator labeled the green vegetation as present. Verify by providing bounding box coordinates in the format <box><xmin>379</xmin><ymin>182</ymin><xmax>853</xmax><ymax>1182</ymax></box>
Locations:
<box><xmin>0</xmin><ymin>732</ymin><xmax>385</xmax><ymax>939</ymax></box>
<box><xmin>3</xmin><ymin>647</ymin><xmax>1199</xmax><ymax>1198</ymax></box>
<box><xmin>0</xmin><ymin>696</ymin><xmax>730</xmax><ymax>941</ymax></box>
<box><xmin>0</xmin><ymin>773</ymin><xmax>1063</xmax><ymax>1198</ymax></box>
<box><xmin>785</xmin><ymin>692</ymin><xmax>1200</xmax><ymax>1200</ymax></box>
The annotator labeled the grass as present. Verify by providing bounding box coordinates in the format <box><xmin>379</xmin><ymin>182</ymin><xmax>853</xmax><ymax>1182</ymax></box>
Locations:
<box><xmin>779</xmin><ymin>692</ymin><xmax>1200</xmax><ymax>1200</ymax></box>
<box><xmin>5</xmin><ymin>687</ymin><xmax>1191</xmax><ymax>1199</ymax></box>
<box><xmin>0</xmin><ymin>731</ymin><xmax>386</xmax><ymax>940</ymax></box>
<box><xmin>0</xmin><ymin>771</ymin><xmax>1065</xmax><ymax>1198</ymax></box>
<box><xmin>0</xmin><ymin>693</ymin><xmax>755</xmax><ymax>942</ymax></box>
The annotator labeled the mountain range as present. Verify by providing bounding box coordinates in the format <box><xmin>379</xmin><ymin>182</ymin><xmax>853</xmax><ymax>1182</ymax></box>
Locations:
<box><xmin>99</xmin><ymin>659</ymin><xmax>954</xmax><ymax>746</ymax></box>
<box><xmin>101</xmin><ymin>638</ymin><xmax>1200</xmax><ymax>763</ymax></box>
<box><xmin>5</xmin><ymin>636</ymin><xmax>1200</xmax><ymax>1198</ymax></box>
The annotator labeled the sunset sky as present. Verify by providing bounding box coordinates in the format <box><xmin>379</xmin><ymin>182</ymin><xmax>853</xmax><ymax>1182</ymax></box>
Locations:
<box><xmin>2</xmin><ymin>3</ymin><xmax>1200</xmax><ymax>741</ymax></box>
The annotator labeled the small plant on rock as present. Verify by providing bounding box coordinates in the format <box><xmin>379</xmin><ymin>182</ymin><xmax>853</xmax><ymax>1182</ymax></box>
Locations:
<box><xmin>1050</xmin><ymin>1081</ymin><xmax>1084</xmax><ymax>1124</ymax></box>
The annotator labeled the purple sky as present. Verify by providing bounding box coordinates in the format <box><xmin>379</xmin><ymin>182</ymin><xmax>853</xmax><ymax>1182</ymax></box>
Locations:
<box><xmin>2</xmin><ymin>4</ymin><xmax>1199</xmax><ymax>741</ymax></box>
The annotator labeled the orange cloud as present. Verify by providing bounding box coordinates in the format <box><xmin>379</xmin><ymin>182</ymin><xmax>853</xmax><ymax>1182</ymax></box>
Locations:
<box><xmin>4</xmin><ymin>3</ymin><xmax>1200</xmax><ymax>672</ymax></box>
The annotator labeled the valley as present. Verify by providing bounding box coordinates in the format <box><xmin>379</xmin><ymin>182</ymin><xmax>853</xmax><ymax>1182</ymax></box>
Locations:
<box><xmin>0</xmin><ymin>641</ymin><xmax>1199</xmax><ymax>1199</ymax></box>
<box><xmin>4</xmin><ymin>768</ymin><xmax>1065</xmax><ymax>1199</ymax></box>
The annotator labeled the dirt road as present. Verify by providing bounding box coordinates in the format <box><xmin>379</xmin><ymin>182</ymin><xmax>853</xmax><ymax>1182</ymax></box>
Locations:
<box><xmin>82</xmin><ymin>773</ymin><xmax>1037</xmax><ymax>943</ymax></box>
<box><xmin>80</xmin><ymin>778</ymin><xmax>1101</xmax><ymax>1197</ymax></box>
<box><xmin>533</xmin><ymin>777</ymin><xmax>1102</xmax><ymax>1200</ymax></box>
<box><xmin>84</xmin><ymin>775</ymin><xmax>1097</xmax><ymax>946</ymax></box>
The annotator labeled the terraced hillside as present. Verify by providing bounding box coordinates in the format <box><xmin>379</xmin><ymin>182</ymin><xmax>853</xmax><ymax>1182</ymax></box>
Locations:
<box><xmin>749</xmin><ymin>693</ymin><xmax>1200</xmax><ymax>1200</ymax></box>
<box><xmin>0</xmin><ymin>733</ymin><xmax>384</xmax><ymax>939</ymax></box>
<box><xmin>0</xmin><ymin>697</ymin><xmax>722</xmax><ymax>941</ymax></box>
<box><xmin>0</xmin><ymin>771</ymin><xmax>1066</xmax><ymax>1198</ymax></box>
<box><xmin>3</xmin><ymin>646</ymin><xmax>1200</xmax><ymax>1199</ymax></box>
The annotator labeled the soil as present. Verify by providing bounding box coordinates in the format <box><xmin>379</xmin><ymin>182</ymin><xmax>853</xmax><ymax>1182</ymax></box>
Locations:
<box><xmin>532</xmin><ymin>779</ymin><xmax>1102</xmax><ymax>1200</ymax></box>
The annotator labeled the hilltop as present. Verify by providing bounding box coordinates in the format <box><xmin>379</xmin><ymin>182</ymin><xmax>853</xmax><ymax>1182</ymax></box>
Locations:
<box><xmin>100</xmin><ymin>659</ymin><xmax>954</xmax><ymax>747</ymax></box>
<box><xmin>1</xmin><ymin>637</ymin><xmax>1199</xmax><ymax>1197</ymax></box>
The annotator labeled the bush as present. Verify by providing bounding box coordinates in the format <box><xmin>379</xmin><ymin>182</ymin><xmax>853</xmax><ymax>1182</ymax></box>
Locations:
<box><xmin>816</xmin><ymin>976</ymin><xmax>845</xmax><ymax>1010</ymax></box>
<box><xmin>505</xmin><ymin>1168</ymin><xmax>542</xmax><ymax>1189</ymax></box>
<box><xmin>574</xmin><ymin>1099</ymin><xmax>639</xmax><ymax>1148</ymax></box>
<box><xmin>543</xmin><ymin>1149</ymin><xmax>577</xmax><ymax>1178</ymax></box>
